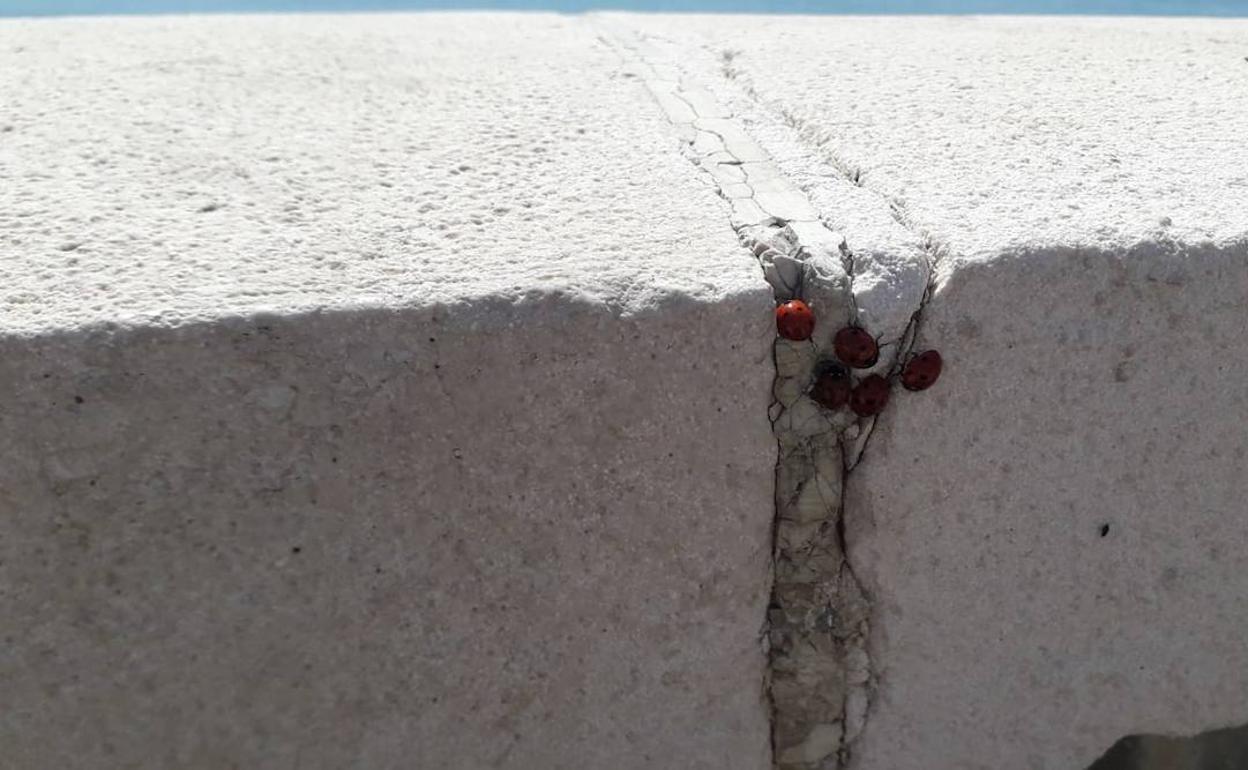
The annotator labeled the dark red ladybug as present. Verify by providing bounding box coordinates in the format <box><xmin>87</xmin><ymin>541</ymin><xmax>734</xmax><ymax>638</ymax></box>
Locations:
<box><xmin>810</xmin><ymin>366</ymin><xmax>851</xmax><ymax>411</ymax></box>
<box><xmin>850</xmin><ymin>374</ymin><xmax>890</xmax><ymax>417</ymax></box>
<box><xmin>901</xmin><ymin>350</ymin><xmax>943</xmax><ymax>391</ymax></box>
<box><xmin>834</xmin><ymin>326</ymin><xmax>879</xmax><ymax>368</ymax></box>
<box><xmin>775</xmin><ymin>300</ymin><xmax>815</xmax><ymax>341</ymax></box>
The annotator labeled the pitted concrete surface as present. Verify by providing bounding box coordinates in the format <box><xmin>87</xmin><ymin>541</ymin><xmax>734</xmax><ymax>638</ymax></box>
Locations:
<box><xmin>0</xmin><ymin>14</ymin><xmax>775</xmax><ymax>770</ymax></box>
<box><xmin>616</xmin><ymin>13</ymin><xmax>1248</xmax><ymax>770</ymax></box>
<box><xmin>6</xmin><ymin>12</ymin><xmax>1248</xmax><ymax>770</ymax></box>
<box><xmin>623</xmin><ymin>15</ymin><xmax>1248</xmax><ymax>265</ymax></box>
<box><xmin>596</xmin><ymin>25</ymin><xmax>885</xmax><ymax>767</ymax></box>
<box><xmin>0</xmin><ymin>13</ymin><xmax>765</xmax><ymax>334</ymax></box>
<box><xmin>0</xmin><ymin>302</ymin><xmax>775</xmax><ymax>770</ymax></box>
<box><xmin>848</xmin><ymin>246</ymin><xmax>1248</xmax><ymax>770</ymax></box>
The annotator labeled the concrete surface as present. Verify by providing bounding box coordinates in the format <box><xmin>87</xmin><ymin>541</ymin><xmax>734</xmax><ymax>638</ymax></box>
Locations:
<box><xmin>0</xmin><ymin>14</ymin><xmax>767</xmax><ymax>330</ymax></box>
<box><xmin>0</xmin><ymin>14</ymin><xmax>776</xmax><ymax>769</ymax></box>
<box><xmin>595</xmin><ymin>24</ymin><xmax>876</xmax><ymax>767</ymax></box>
<box><xmin>4</xmin><ymin>11</ymin><xmax>1248</xmax><ymax>770</ymax></box>
<box><xmin>618</xmin><ymin>13</ymin><xmax>1248</xmax><ymax>770</ymax></box>
<box><xmin>850</xmin><ymin>242</ymin><xmax>1248</xmax><ymax>770</ymax></box>
<box><xmin>626</xmin><ymin>15</ymin><xmax>1248</xmax><ymax>264</ymax></box>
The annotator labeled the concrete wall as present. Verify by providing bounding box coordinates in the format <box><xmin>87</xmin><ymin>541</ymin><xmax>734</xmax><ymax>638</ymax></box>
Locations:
<box><xmin>5</xmin><ymin>11</ymin><xmax>1248</xmax><ymax>770</ymax></box>
<box><xmin>0</xmin><ymin>298</ymin><xmax>775</xmax><ymax>769</ymax></box>
<box><xmin>623</xmin><ymin>13</ymin><xmax>1248</xmax><ymax>770</ymax></box>
<box><xmin>848</xmin><ymin>245</ymin><xmax>1248</xmax><ymax>770</ymax></box>
<box><xmin>0</xmin><ymin>14</ymin><xmax>778</xmax><ymax>769</ymax></box>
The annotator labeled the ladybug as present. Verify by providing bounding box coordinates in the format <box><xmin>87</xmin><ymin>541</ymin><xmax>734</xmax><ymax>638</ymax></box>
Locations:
<box><xmin>850</xmin><ymin>374</ymin><xmax>890</xmax><ymax>417</ymax></box>
<box><xmin>834</xmin><ymin>326</ymin><xmax>879</xmax><ymax>369</ymax></box>
<box><xmin>900</xmin><ymin>350</ymin><xmax>943</xmax><ymax>391</ymax></box>
<box><xmin>775</xmin><ymin>300</ymin><xmax>815</xmax><ymax>341</ymax></box>
<box><xmin>810</xmin><ymin>365</ymin><xmax>851</xmax><ymax>411</ymax></box>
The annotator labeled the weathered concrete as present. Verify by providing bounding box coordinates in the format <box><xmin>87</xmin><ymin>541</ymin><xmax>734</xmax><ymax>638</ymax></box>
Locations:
<box><xmin>594</xmin><ymin>24</ymin><xmax>881</xmax><ymax>768</ymax></box>
<box><xmin>851</xmin><ymin>244</ymin><xmax>1248</xmax><ymax>770</ymax></box>
<box><xmin>621</xmin><ymin>13</ymin><xmax>1248</xmax><ymax>770</ymax></box>
<box><xmin>6</xmin><ymin>11</ymin><xmax>1248</xmax><ymax>770</ymax></box>
<box><xmin>0</xmin><ymin>14</ymin><xmax>776</xmax><ymax>769</ymax></box>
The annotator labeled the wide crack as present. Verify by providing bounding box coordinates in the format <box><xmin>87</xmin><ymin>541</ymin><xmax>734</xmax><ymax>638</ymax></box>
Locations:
<box><xmin>593</xmin><ymin>21</ymin><xmax>948</xmax><ymax>769</ymax></box>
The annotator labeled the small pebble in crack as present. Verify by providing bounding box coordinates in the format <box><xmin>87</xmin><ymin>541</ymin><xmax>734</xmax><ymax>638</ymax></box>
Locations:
<box><xmin>775</xmin><ymin>299</ymin><xmax>815</xmax><ymax>341</ymax></box>
<box><xmin>834</xmin><ymin>326</ymin><xmax>880</xmax><ymax>369</ymax></box>
<box><xmin>901</xmin><ymin>350</ymin><xmax>943</xmax><ymax>391</ymax></box>
<box><xmin>850</xmin><ymin>374</ymin><xmax>891</xmax><ymax>417</ymax></box>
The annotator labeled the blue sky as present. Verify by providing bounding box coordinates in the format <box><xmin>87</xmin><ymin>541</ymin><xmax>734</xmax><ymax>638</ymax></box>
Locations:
<box><xmin>2</xmin><ymin>0</ymin><xmax>1246</xmax><ymax>14</ymax></box>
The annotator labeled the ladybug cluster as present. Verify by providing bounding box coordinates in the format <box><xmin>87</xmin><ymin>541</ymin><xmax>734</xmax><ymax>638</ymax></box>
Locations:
<box><xmin>775</xmin><ymin>299</ymin><xmax>942</xmax><ymax>418</ymax></box>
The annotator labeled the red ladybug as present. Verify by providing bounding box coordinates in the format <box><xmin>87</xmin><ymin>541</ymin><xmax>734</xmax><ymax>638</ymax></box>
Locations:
<box><xmin>775</xmin><ymin>300</ymin><xmax>815</xmax><ymax>341</ymax></box>
<box><xmin>900</xmin><ymin>350</ymin><xmax>943</xmax><ymax>391</ymax></box>
<box><xmin>810</xmin><ymin>366</ymin><xmax>851</xmax><ymax>411</ymax></box>
<box><xmin>850</xmin><ymin>374</ymin><xmax>890</xmax><ymax>417</ymax></box>
<box><xmin>834</xmin><ymin>326</ymin><xmax>879</xmax><ymax>369</ymax></box>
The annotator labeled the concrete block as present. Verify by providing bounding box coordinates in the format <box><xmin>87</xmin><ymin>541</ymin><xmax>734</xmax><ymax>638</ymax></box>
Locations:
<box><xmin>620</xmin><ymin>12</ymin><xmax>1248</xmax><ymax>769</ymax></box>
<box><xmin>848</xmin><ymin>244</ymin><xmax>1248</xmax><ymax>770</ymax></box>
<box><xmin>7</xmin><ymin>10</ymin><xmax>1248</xmax><ymax>770</ymax></box>
<box><xmin>0</xmin><ymin>14</ymin><xmax>776</xmax><ymax>769</ymax></box>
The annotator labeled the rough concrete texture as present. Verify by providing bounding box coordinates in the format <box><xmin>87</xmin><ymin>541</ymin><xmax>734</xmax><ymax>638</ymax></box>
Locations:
<box><xmin>849</xmin><ymin>245</ymin><xmax>1248</xmax><ymax>770</ymax></box>
<box><xmin>0</xmin><ymin>13</ymin><xmax>767</xmax><ymax>331</ymax></box>
<box><xmin>597</xmin><ymin>24</ymin><xmax>880</xmax><ymax>767</ymax></box>
<box><xmin>6</xmin><ymin>11</ymin><xmax>1248</xmax><ymax>770</ymax></box>
<box><xmin>0</xmin><ymin>14</ymin><xmax>776</xmax><ymax>769</ymax></box>
<box><xmin>625</xmin><ymin>15</ymin><xmax>1248</xmax><ymax>264</ymax></box>
<box><xmin>616</xmin><ymin>13</ymin><xmax>1248</xmax><ymax>770</ymax></box>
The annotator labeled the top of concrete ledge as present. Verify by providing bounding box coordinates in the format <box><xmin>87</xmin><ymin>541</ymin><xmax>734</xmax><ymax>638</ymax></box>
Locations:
<box><xmin>6</xmin><ymin>13</ymin><xmax>1248</xmax><ymax>336</ymax></box>
<box><xmin>0</xmin><ymin>13</ymin><xmax>760</xmax><ymax>336</ymax></box>
<box><xmin>621</xmin><ymin>14</ymin><xmax>1248</xmax><ymax>267</ymax></box>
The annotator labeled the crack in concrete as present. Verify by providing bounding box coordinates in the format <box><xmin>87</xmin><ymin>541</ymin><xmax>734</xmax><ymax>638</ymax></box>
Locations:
<box><xmin>593</xmin><ymin>19</ymin><xmax>944</xmax><ymax>770</ymax></box>
<box><xmin>705</xmin><ymin>47</ymin><xmax>962</xmax><ymax>767</ymax></box>
<box><xmin>711</xmin><ymin>40</ymin><xmax>950</xmax><ymax>482</ymax></box>
<box><xmin>717</xmin><ymin>41</ymin><xmax>949</xmax><ymax>335</ymax></box>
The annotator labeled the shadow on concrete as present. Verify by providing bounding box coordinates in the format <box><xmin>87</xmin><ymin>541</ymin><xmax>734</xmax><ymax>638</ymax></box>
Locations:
<box><xmin>1087</xmin><ymin>722</ymin><xmax>1248</xmax><ymax>770</ymax></box>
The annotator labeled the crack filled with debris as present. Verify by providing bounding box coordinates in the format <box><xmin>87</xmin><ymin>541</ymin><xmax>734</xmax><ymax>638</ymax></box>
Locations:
<box><xmin>594</xmin><ymin>20</ymin><xmax>946</xmax><ymax>769</ymax></box>
<box><xmin>761</xmin><ymin>231</ymin><xmax>882</xmax><ymax>770</ymax></box>
<box><xmin>718</xmin><ymin>39</ymin><xmax>950</xmax><ymax>468</ymax></box>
